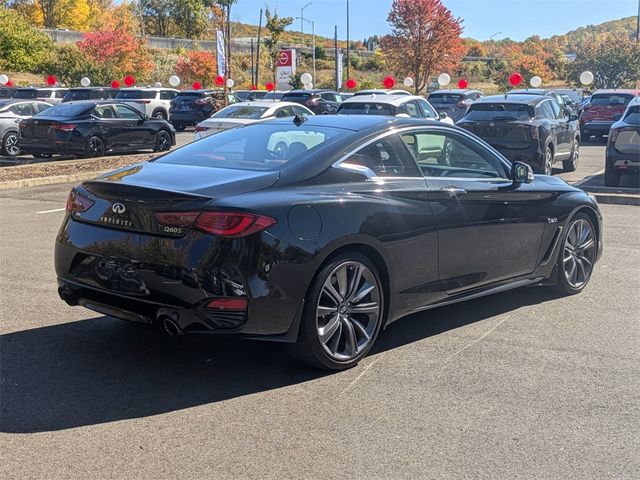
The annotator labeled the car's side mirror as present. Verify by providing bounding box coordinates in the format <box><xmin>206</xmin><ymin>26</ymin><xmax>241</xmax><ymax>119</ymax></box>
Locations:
<box><xmin>439</xmin><ymin>111</ymin><xmax>448</xmax><ymax>120</ymax></box>
<box><xmin>511</xmin><ymin>161</ymin><xmax>534</xmax><ymax>185</ymax></box>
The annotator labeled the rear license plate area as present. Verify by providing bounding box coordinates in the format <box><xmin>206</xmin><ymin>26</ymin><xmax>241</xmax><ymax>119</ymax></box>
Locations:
<box><xmin>71</xmin><ymin>255</ymin><xmax>150</xmax><ymax>295</ymax></box>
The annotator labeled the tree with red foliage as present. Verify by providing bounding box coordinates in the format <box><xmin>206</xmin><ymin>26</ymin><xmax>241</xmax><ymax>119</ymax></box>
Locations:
<box><xmin>175</xmin><ymin>51</ymin><xmax>218</xmax><ymax>87</ymax></box>
<box><xmin>380</xmin><ymin>0</ymin><xmax>464</xmax><ymax>94</ymax></box>
<box><xmin>77</xmin><ymin>28</ymin><xmax>155</xmax><ymax>82</ymax></box>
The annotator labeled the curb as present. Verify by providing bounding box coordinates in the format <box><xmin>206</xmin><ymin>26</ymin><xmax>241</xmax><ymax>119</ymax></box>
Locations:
<box><xmin>588</xmin><ymin>192</ymin><xmax>640</xmax><ymax>206</ymax></box>
<box><xmin>0</xmin><ymin>170</ymin><xmax>107</xmax><ymax>190</ymax></box>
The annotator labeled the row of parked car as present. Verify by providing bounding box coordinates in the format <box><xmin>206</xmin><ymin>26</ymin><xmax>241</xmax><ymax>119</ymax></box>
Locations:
<box><xmin>1</xmin><ymin>84</ymin><xmax>638</xmax><ymax>186</ymax></box>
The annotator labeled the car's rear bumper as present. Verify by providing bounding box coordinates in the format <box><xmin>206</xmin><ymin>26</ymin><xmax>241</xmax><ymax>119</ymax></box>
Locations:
<box><xmin>55</xmin><ymin>217</ymin><xmax>308</xmax><ymax>340</ymax></box>
<box><xmin>581</xmin><ymin>121</ymin><xmax>613</xmax><ymax>135</ymax></box>
<box><xmin>19</xmin><ymin>137</ymin><xmax>86</xmax><ymax>155</ymax></box>
<box><xmin>169</xmin><ymin>111</ymin><xmax>211</xmax><ymax>126</ymax></box>
<box><xmin>605</xmin><ymin>146</ymin><xmax>640</xmax><ymax>174</ymax></box>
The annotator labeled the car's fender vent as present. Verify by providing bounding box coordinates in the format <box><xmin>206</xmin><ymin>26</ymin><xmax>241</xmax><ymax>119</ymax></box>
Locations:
<box><xmin>540</xmin><ymin>226</ymin><xmax>562</xmax><ymax>266</ymax></box>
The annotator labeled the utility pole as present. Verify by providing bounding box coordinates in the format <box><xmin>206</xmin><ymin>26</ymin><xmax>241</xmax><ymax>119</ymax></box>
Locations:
<box><xmin>346</xmin><ymin>0</ymin><xmax>350</xmax><ymax>81</ymax></box>
<box><xmin>250</xmin><ymin>39</ymin><xmax>255</xmax><ymax>85</ymax></box>
<box><xmin>256</xmin><ymin>9</ymin><xmax>263</xmax><ymax>86</ymax></box>
<box><xmin>301</xmin><ymin>3</ymin><xmax>312</xmax><ymax>47</ymax></box>
<box><xmin>334</xmin><ymin>25</ymin><xmax>339</xmax><ymax>91</ymax></box>
<box><xmin>636</xmin><ymin>0</ymin><xmax>639</xmax><ymax>43</ymax></box>
<box><xmin>312</xmin><ymin>20</ymin><xmax>316</xmax><ymax>84</ymax></box>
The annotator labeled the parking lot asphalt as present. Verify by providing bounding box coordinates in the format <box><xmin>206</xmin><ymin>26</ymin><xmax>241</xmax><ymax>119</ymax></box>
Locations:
<box><xmin>0</xmin><ymin>182</ymin><xmax>638</xmax><ymax>479</ymax></box>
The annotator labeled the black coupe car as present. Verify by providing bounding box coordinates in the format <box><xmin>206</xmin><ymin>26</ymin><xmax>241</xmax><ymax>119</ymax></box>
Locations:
<box><xmin>55</xmin><ymin>115</ymin><xmax>602</xmax><ymax>370</ymax></box>
<box><xmin>19</xmin><ymin>100</ymin><xmax>175</xmax><ymax>158</ymax></box>
<box><xmin>457</xmin><ymin>94</ymin><xmax>580</xmax><ymax>175</ymax></box>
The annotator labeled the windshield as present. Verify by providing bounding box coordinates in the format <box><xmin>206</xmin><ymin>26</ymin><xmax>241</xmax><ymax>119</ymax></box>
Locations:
<box><xmin>116</xmin><ymin>90</ymin><xmax>156</xmax><ymax>100</ymax></box>
<box><xmin>590</xmin><ymin>94</ymin><xmax>633</xmax><ymax>106</ymax></box>
<box><xmin>154</xmin><ymin>124</ymin><xmax>349</xmax><ymax>171</ymax></box>
<box><xmin>338</xmin><ymin>103</ymin><xmax>396</xmax><ymax>115</ymax></box>
<box><xmin>64</xmin><ymin>90</ymin><xmax>92</xmax><ymax>100</ymax></box>
<box><xmin>428</xmin><ymin>94</ymin><xmax>463</xmax><ymax>104</ymax></box>
<box><xmin>282</xmin><ymin>93</ymin><xmax>312</xmax><ymax>100</ymax></box>
<box><xmin>213</xmin><ymin>105</ymin><xmax>269</xmax><ymax>119</ymax></box>
<box><xmin>35</xmin><ymin>103</ymin><xmax>91</xmax><ymax>118</ymax></box>
<box><xmin>13</xmin><ymin>90</ymin><xmax>39</xmax><ymax>99</ymax></box>
<box><xmin>263</xmin><ymin>92</ymin><xmax>285</xmax><ymax>100</ymax></box>
<box><xmin>465</xmin><ymin>103</ymin><xmax>533</xmax><ymax>121</ymax></box>
<box><xmin>623</xmin><ymin>106</ymin><xmax>640</xmax><ymax>124</ymax></box>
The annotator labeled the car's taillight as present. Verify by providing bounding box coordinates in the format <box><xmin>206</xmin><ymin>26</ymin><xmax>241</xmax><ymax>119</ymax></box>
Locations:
<box><xmin>196</xmin><ymin>212</ymin><xmax>276</xmax><ymax>238</ymax></box>
<box><xmin>51</xmin><ymin>123</ymin><xmax>77</xmax><ymax>132</ymax></box>
<box><xmin>154</xmin><ymin>211</ymin><xmax>276</xmax><ymax>238</ymax></box>
<box><xmin>194</xmin><ymin>125</ymin><xmax>209</xmax><ymax>132</ymax></box>
<box><xmin>65</xmin><ymin>190</ymin><xmax>94</xmax><ymax>213</ymax></box>
<box><xmin>530</xmin><ymin>125</ymin><xmax>539</xmax><ymax>140</ymax></box>
<box><xmin>609</xmin><ymin>128</ymin><xmax>619</xmax><ymax>142</ymax></box>
<box><xmin>456</xmin><ymin>100</ymin><xmax>469</xmax><ymax>108</ymax></box>
<box><xmin>205</xmin><ymin>297</ymin><xmax>248</xmax><ymax>311</ymax></box>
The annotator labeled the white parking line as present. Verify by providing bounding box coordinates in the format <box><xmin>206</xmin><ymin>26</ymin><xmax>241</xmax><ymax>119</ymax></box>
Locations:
<box><xmin>36</xmin><ymin>208</ymin><xmax>66</xmax><ymax>214</ymax></box>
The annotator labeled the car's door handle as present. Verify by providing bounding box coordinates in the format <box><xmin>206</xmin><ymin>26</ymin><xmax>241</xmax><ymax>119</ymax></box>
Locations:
<box><xmin>440</xmin><ymin>186</ymin><xmax>467</xmax><ymax>196</ymax></box>
<box><xmin>125</xmin><ymin>123</ymin><xmax>134</xmax><ymax>127</ymax></box>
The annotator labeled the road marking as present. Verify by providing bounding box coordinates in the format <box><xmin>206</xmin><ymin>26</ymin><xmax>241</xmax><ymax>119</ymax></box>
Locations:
<box><xmin>36</xmin><ymin>207</ymin><xmax>65</xmax><ymax>214</ymax></box>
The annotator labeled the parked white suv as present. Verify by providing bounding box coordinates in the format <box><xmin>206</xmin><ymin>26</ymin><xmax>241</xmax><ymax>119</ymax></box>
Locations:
<box><xmin>115</xmin><ymin>87</ymin><xmax>179</xmax><ymax>120</ymax></box>
<box><xmin>12</xmin><ymin>87</ymin><xmax>69</xmax><ymax>105</ymax></box>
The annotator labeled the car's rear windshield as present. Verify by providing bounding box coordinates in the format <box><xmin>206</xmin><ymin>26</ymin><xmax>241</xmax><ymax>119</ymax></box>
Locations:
<box><xmin>282</xmin><ymin>93</ymin><xmax>312</xmax><ymax>100</ymax></box>
<box><xmin>338</xmin><ymin>103</ymin><xmax>396</xmax><ymax>115</ymax></box>
<box><xmin>176</xmin><ymin>92</ymin><xmax>204</xmax><ymax>98</ymax></box>
<box><xmin>212</xmin><ymin>105</ymin><xmax>269</xmax><ymax>119</ymax></box>
<box><xmin>590</xmin><ymin>94</ymin><xmax>634</xmax><ymax>106</ymax></box>
<box><xmin>115</xmin><ymin>90</ymin><xmax>157</xmax><ymax>100</ymax></box>
<box><xmin>35</xmin><ymin>103</ymin><xmax>91</xmax><ymax>118</ymax></box>
<box><xmin>465</xmin><ymin>103</ymin><xmax>533</xmax><ymax>121</ymax></box>
<box><xmin>263</xmin><ymin>92</ymin><xmax>285</xmax><ymax>100</ymax></box>
<box><xmin>428</xmin><ymin>93</ymin><xmax>463</xmax><ymax>103</ymax></box>
<box><xmin>623</xmin><ymin>105</ymin><xmax>640</xmax><ymax>124</ymax></box>
<box><xmin>13</xmin><ymin>89</ymin><xmax>40</xmax><ymax>99</ymax></box>
<box><xmin>154</xmin><ymin>124</ymin><xmax>349</xmax><ymax>171</ymax></box>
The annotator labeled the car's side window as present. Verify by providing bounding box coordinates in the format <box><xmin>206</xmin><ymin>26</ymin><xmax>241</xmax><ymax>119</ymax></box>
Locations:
<box><xmin>320</xmin><ymin>93</ymin><xmax>336</xmax><ymax>102</ymax></box>
<box><xmin>549</xmin><ymin>100</ymin><xmax>562</xmax><ymax>119</ymax></box>
<box><xmin>401</xmin><ymin>130</ymin><xmax>507</xmax><ymax>179</ymax></box>
<box><xmin>539</xmin><ymin>101</ymin><xmax>555</xmax><ymax>119</ymax></box>
<box><xmin>344</xmin><ymin>135</ymin><xmax>421</xmax><ymax>177</ymax></box>
<box><xmin>292</xmin><ymin>106</ymin><xmax>311</xmax><ymax>116</ymax></box>
<box><xmin>115</xmin><ymin>104</ymin><xmax>143</xmax><ymax>120</ymax></box>
<box><xmin>93</xmin><ymin>105</ymin><xmax>117</xmax><ymax>119</ymax></box>
<box><xmin>405</xmin><ymin>101</ymin><xmax>421</xmax><ymax>118</ymax></box>
<box><xmin>275</xmin><ymin>106</ymin><xmax>294</xmax><ymax>117</ymax></box>
<box><xmin>9</xmin><ymin>103</ymin><xmax>35</xmax><ymax>116</ymax></box>
<box><xmin>417</xmin><ymin>99</ymin><xmax>437</xmax><ymax>119</ymax></box>
<box><xmin>35</xmin><ymin>103</ymin><xmax>51</xmax><ymax>113</ymax></box>
<box><xmin>55</xmin><ymin>90</ymin><xmax>67</xmax><ymax>98</ymax></box>
<box><xmin>160</xmin><ymin>91</ymin><xmax>176</xmax><ymax>100</ymax></box>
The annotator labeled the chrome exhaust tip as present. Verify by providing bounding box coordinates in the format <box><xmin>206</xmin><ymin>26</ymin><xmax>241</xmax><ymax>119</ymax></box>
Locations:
<box><xmin>161</xmin><ymin>316</ymin><xmax>183</xmax><ymax>336</ymax></box>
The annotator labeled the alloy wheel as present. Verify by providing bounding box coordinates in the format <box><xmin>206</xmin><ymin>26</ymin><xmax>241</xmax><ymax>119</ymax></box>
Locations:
<box><xmin>156</xmin><ymin>131</ymin><xmax>171</xmax><ymax>151</ymax></box>
<box><xmin>316</xmin><ymin>261</ymin><xmax>381</xmax><ymax>361</ymax></box>
<box><xmin>563</xmin><ymin>218</ymin><xmax>595</xmax><ymax>289</ymax></box>
<box><xmin>544</xmin><ymin>148</ymin><xmax>553</xmax><ymax>175</ymax></box>
<box><xmin>4</xmin><ymin>132</ymin><xmax>20</xmax><ymax>156</ymax></box>
<box><xmin>88</xmin><ymin>137</ymin><xmax>105</xmax><ymax>157</ymax></box>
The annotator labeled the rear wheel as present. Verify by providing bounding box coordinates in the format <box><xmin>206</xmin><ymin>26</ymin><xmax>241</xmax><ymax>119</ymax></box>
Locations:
<box><xmin>85</xmin><ymin>136</ymin><xmax>106</xmax><ymax>158</ymax></box>
<box><xmin>286</xmin><ymin>252</ymin><xmax>385</xmax><ymax>370</ymax></box>
<box><xmin>152</xmin><ymin>110</ymin><xmax>167</xmax><ymax>120</ymax></box>
<box><xmin>540</xmin><ymin>145</ymin><xmax>554</xmax><ymax>175</ymax></box>
<box><xmin>154</xmin><ymin>130</ymin><xmax>172</xmax><ymax>152</ymax></box>
<box><xmin>554</xmin><ymin>213</ymin><xmax>596</xmax><ymax>295</ymax></box>
<box><xmin>604</xmin><ymin>166</ymin><xmax>621</xmax><ymax>187</ymax></box>
<box><xmin>1</xmin><ymin>131</ymin><xmax>20</xmax><ymax>156</ymax></box>
<box><xmin>563</xmin><ymin>137</ymin><xmax>579</xmax><ymax>172</ymax></box>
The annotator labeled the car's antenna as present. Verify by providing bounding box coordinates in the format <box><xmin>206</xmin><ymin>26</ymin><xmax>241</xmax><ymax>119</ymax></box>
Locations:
<box><xmin>293</xmin><ymin>114</ymin><xmax>307</xmax><ymax>126</ymax></box>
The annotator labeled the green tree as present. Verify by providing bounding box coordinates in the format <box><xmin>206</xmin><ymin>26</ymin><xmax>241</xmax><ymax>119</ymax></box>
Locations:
<box><xmin>0</xmin><ymin>8</ymin><xmax>53</xmax><ymax>71</ymax></box>
<box><xmin>41</xmin><ymin>44</ymin><xmax>108</xmax><ymax>85</ymax></box>
<box><xmin>170</xmin><ymin>0</ymin><xmax>208</xmax><ymax>39</ymax></box>
<box><xmin>263</xmin><ymin>7</ymin><xmax>293</xmax><ymax>85</ymax></box>
<box><xmin>568</xmin><ymin>34</ymin><xmax>640</xmax><ymax>89</ymax></box>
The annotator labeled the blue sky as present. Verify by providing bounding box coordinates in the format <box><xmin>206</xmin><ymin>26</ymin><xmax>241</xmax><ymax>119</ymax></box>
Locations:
<box><xmin>231</xmin><ymin>0</ymin><xmax>638</xmax><ymax>41</ymax></box>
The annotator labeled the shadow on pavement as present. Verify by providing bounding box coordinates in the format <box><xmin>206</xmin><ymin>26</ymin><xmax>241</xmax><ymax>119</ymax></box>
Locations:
<box><xmin>1</xmin><ymin>287</ymin><xmax>562</xmax><ymax>433</ymax></box>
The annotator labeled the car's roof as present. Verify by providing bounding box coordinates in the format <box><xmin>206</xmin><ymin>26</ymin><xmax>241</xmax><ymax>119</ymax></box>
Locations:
<box><xmin>224</xmin><ymin>100</ymin><xmax>306</xmax><ymax>109</ymax></box>
<box><xmin>177</xmin><ymin>89</ymin><xmax>224</xmax><ymax>94</ymax></box>
<box><xmin>284</xmin><ymin>89</ymin><xmax>336</xmax><ymax>94</ymax></box>
<box><xmin>430</xmin><ymin>89</ymin><xmax>481</xmax><ymax>94</ymax></box>
<box><xmin>0</xmin><ymin>99</ymin><xmax>51</xmax><ymax>107</ymax></box>
<box><xmin>67</xmin><ymin>87</ymin><xmax>114</xmax><ymax>91</ymax></box>
<box><xmin>474</xmin><ymin>94</ymin><xmax>547</xmax><ymax>105</ymax></box>
<box><xmin>259</xmin><ymin>114</ymin><xmax>443</xmax><ymax>132</ymax></box>
<box><xmin>234</xmin><ymin>89</ymin><xmax>268</xmax><ymax>93</ymax></box>
<box><xmin>16</xmin><ymin>87</ymin><xmax>68</xmax><ymax>90</ymax></box>
<box><xmin>508</xmin><ymin>89</ymin><xmax>556</xmax><ymax>96</ymax></box>
<box><xmin>118</xmin><ymin>87</ymin><xmax>179</xmax><ymax>92</ymax></box>
<box><xmin>342</xmin><ymin>94</ymin><xmax>424</xmax><ymax>106</ymax></box>
<box><xmin>592</xmin><ymin>89</ymin><xmax>640</xmax><ymax>95</ymax></box>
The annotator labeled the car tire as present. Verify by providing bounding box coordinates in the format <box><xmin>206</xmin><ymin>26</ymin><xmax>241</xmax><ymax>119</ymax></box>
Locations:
<box><xmin>85</xmin><ymin>136</ymin><xmax>106</xmax><ymax>158</ymax></box>
<box><xmin>554</xmin><ymin>212</ymin><xmax>597</xmax><ymax>296</ymax></box>
<box><xmin>563</xmin><ymin>137</ymin><xmax>579</xmax><ymax>172</ymax></box>
<box><xmin>539</xmin><ymin>145</ymin><xmax>554</xmax><ymax>175</ymax></box>
<box><xmin>1</xmin><ymin>131</ymin><xmax>20</xmax><ymax>157</ymax></box>
<box><xmin>286</xmin><ymin>252</ymin><xmax>385</xmax><ymax>370</ymax></box>
<box><xmin>604</xmin><ymin>167</ymin><xmax>621</xmax><ymax>187</ymax></box>
<box><xmin>152</xmin><ymin>110</ymin><xmax>167</xmax><ymax>120</ymax></box>
<box><xmin>154</xmin><ymin>130</ymin><xmax>172</xmax><ymax>152</ymax></box>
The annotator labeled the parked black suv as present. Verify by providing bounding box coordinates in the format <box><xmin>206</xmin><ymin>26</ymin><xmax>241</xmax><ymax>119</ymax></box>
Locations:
<box><xmin>458</xmin><ymin>94</ymin><xmax>580</xmax><ymax>175</ymax></box>
<box><xmin>169</xmin><ymin>90</ymin><xmax>236</xmax><ymax>130</ymax></box>
<box><xmin>0</xmin><ymin>87</ymin><xmax>15</xmax><ymax>99</ymax></box>
<box><xmin>280</xmin><ymin>90</ymin><xmax>343</xmax><ymax>114</ymax></box>
<box><xmin>605</xmin><ymin>97</ymin><xmax>640</xmax><ymax>186</ymax></box>
<box><xmin>62</xmin><ymin>87</ymin><xmax>118</xmax><ymax>102</ymax></box>
<box><xmin>428</xmin><ymin>89</ymin><xmax>483</xmax><ymax>122</ymax></box>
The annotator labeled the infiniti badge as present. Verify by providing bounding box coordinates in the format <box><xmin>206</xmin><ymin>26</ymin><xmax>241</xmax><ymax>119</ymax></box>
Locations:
<box><xmin>112</xmin><ymin>203</ymin><xmax>126</xmax><ymax>214</ymax></box>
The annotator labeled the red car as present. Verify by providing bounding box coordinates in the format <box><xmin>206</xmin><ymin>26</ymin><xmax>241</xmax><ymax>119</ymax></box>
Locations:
<box><xmin>579</xmin><ymin>89</ymin><xmax>640</xmax><ymax>142</ymax></box>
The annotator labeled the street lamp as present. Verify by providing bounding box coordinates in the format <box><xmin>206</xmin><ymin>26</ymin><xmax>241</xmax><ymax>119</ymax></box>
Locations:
<box><xmin>297</xmin><ymin>17</ymin><xmax>316</xmax><ymax>84</ymax></box>
<box><xmin>301</xmin><ymin>3</ymin><xmax>312</xmax><ymax>47</ymax></box>
<box><xmin>489</xmin><ymin>31</ymin><xmax>502</xmax><ymax>41</ymax></box>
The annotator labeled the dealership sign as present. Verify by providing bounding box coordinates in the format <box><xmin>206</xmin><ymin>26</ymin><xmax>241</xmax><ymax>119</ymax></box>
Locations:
<box><xmin>276</xmin><ymin>49</ymin><xmax>296</xmax><ymax>89</ymax></box>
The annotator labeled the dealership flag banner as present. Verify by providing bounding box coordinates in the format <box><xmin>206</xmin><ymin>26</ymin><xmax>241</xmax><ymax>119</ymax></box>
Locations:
<box><xmin>216</xmin><ymin>30</ymin><xmax>226</xmax><ymax>78</ymax></box>
<box><xmin>336</xmin><ymin>52</ymin><xmax>344</xmax><ymax>89</ymax></box>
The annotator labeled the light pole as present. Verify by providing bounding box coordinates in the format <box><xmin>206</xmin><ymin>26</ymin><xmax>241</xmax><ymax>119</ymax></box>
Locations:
<box><xmin>346</xmin><ymin>0</ymin><xmax>350</xmax><ymax>83</ymax></box>
<box><xmin>301</xmin><ymin>3</ymin><xmax>312</xmax><ymax>47</ymax></box>
<box><xmin>297</xmin><ymin>17</ymin><xmax>316</xmax><ymax>84</ymax></box>
<box><xmin>489</xmin><ymin>31</ymin><xmax>502</xmax><ymax>41</ymax></box>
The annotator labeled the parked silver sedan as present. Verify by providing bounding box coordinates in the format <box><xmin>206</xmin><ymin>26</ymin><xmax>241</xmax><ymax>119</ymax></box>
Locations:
<box><xmin>0</xmin><ymin>100</ymin><xmax>52</xmax><ymax>156</ymax></box>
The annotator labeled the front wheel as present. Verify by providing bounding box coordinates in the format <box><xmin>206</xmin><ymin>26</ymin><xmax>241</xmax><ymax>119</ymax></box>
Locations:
<box><xmin>154</xmin><ymin>130</ymin><xmax>172</xmax><ymax>152</ymax></box>
<box><xmin>563</xmin><ymin>138</ymin><xmax>579</xmax><ymax>172</ymax></box>
<box><xmin>85</xmin><ymin>136</ymin><xmax>106</xmax><ymax>158</ymax></box>
<box><xmin>286</xmin><ymin>252</ymin><xmax>385</xmax><ymax>370</ymax></box>
<box><xmin>536</xmin><ymin>145</ymin><xmax>554</xmax><ymax>175</ymax></box>
<box><xmin>554</xmin><ymin>213</ymin><xmax>597</xmax><ymax>295</ymax></box>
<box><xmin>1</xmin><ymin>131</ymin><xmax>20</xmax><ymax>156</ymax></box>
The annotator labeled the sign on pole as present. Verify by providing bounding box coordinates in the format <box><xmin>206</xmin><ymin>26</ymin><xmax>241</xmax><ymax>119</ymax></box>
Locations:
<box><xmin>336</xmin><ymin>52</ymin><xmax>344</xmax><ymax>90</ymax></box>
<box><xmin>276</xmin><ymin>49</ymin><xmax>296</xmax><ymax>90</ymax></box>
<box><xmin>216</xmin><ymin>30</ymin><xmax>226</xmax><ymax>78</ymax></box>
